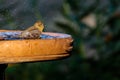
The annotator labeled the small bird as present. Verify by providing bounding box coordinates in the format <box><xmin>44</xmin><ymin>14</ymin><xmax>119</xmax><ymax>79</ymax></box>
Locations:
<box><xmin>19</xmin><ymin>21</ymin><xmax>44</xmax><ymax>39</ymax></box>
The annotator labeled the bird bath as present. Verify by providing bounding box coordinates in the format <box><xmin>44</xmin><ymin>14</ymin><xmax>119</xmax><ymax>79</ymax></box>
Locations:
<box><xmin>0</xmin><ymin>30</ymin><xmax>73</xmax><ymax>80</ymax></box>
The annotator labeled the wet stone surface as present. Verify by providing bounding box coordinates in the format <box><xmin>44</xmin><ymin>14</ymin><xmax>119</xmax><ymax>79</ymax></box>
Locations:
<box><xmin>0</xmin><ymin>32</ymin><xmax>57</xmax><ymax>40</ymax></box>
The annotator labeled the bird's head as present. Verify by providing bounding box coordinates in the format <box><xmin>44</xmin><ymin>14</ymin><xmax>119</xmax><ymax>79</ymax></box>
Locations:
<box><xmin>34</xmin><ymin>21</ymin><xmax>44</xmax><ymax>32</ymax></box>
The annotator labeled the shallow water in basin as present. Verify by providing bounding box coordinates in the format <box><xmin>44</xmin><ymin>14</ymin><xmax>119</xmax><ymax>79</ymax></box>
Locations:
<box><xmin>0</xmin><ymin>32</ymin><xmax>58</xmax><ymax>40</ymax></box>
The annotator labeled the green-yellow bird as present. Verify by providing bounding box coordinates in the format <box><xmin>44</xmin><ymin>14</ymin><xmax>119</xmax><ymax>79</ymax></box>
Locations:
<box><xmin>19</xmin><ymin>21</ymin><xmax>44</xmax><ymax>39</ymax></box>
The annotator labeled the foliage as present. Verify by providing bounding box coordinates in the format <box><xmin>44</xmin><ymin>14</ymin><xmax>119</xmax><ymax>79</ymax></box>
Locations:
<box><xmin>0</xmin><ymin>0</ymin><xmax>42</xmax><ymax>30</ymax></box>
<box><xmin>55</xmin><ymin>0</ymin><xmax>120</xmax><ymax>79</ymax></box>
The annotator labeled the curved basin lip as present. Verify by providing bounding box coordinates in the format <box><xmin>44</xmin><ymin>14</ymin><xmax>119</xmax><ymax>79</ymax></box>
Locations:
<box><xmin>42</xmin><ymin>32</ymin><xmax>72</xmax><ymax>38</ymax></box>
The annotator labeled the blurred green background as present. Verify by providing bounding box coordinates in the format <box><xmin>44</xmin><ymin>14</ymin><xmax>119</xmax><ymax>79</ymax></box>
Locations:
<box><xmin>0</xmin><ymin>0</ymin><xmax>120</xmax><ymax>80</ymax></box>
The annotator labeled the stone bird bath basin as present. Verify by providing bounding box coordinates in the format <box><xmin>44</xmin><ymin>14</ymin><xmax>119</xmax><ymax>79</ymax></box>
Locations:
<box><xmin>0</xmin><ymin>30</ymin><xmax>73</xmax><ymax>80</ymax></box>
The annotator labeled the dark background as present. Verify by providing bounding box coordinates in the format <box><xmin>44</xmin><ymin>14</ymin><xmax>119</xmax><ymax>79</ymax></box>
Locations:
<box><xmin>0</xmin><ymin>0</ymin><xmax>120</xmax><ymax>80</ymax></box>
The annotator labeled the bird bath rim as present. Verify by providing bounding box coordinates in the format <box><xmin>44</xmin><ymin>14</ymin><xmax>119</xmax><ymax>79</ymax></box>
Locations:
<box><xmin>0</xmin><ymin>30</ymin><xmax>73</xmax><ymax>64</ymax></box>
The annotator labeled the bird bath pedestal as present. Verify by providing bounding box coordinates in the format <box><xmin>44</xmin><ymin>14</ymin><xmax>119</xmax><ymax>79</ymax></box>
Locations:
<box><xmin>0</xmin><ymin>30</ymin><xmax>73</xmax><ymax>80</ymax></box>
